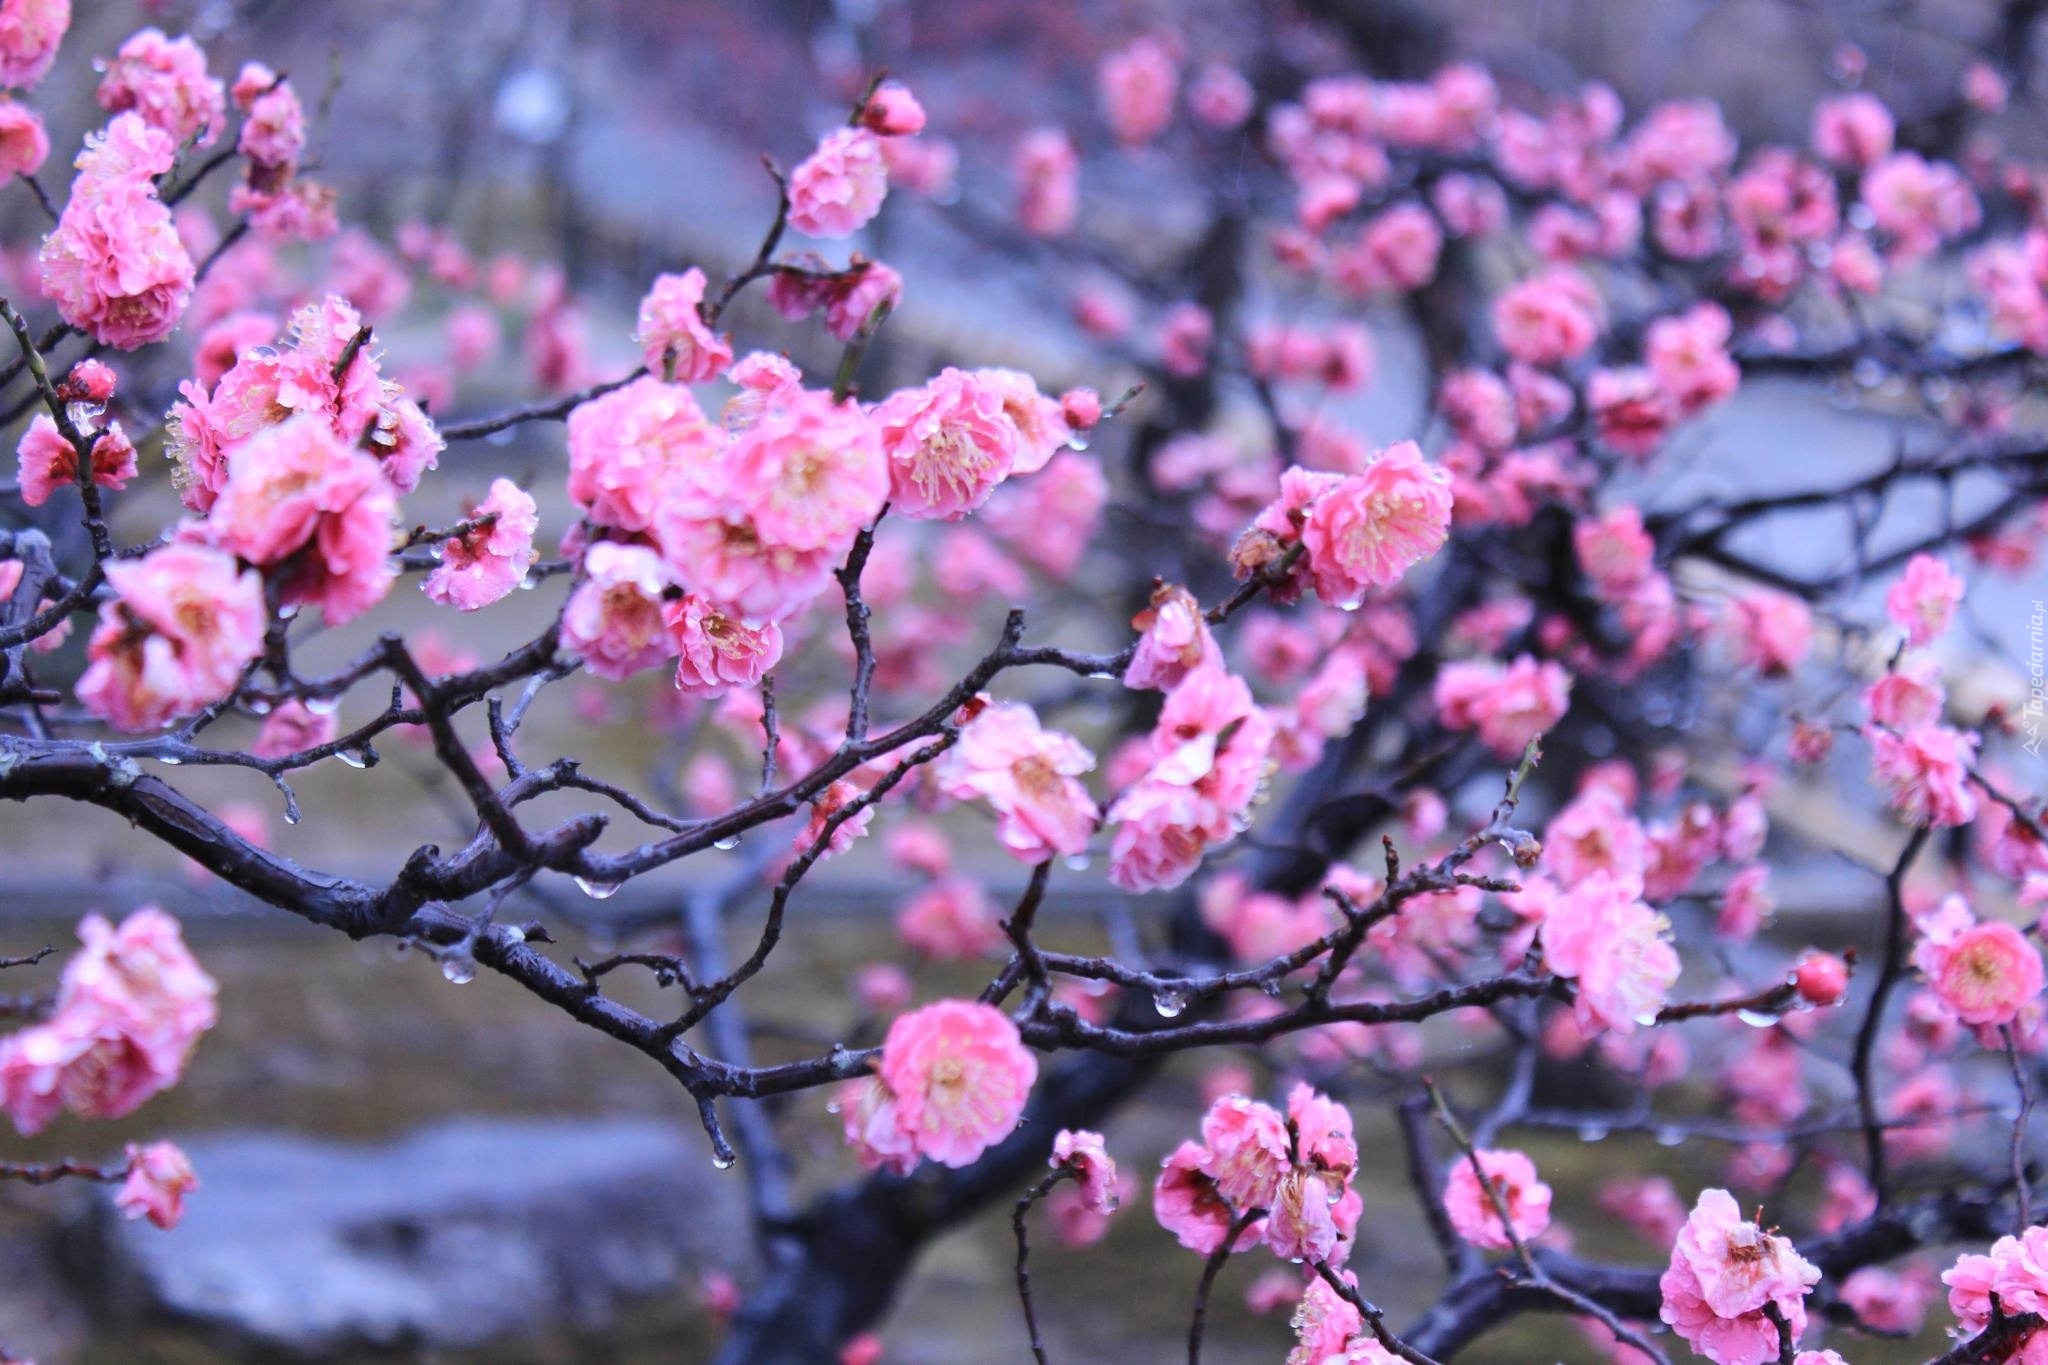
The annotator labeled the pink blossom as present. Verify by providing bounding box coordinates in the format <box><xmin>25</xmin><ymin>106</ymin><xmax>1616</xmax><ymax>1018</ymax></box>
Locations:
<box><xmin>1862</xmin><ymin>152</ymin><xmax>1980</xmax><ymax>259</ymax></box>
<box><xmin>1646</xmin><ymin>303</ymin><xmax>1740</xmax><ymax>416</ymax></box>
<box><xmin>192</xmin><ymin>312</ymin><xmax>278</xmax><ymax>391</ymax></box>
<box><xmin>1864</xmin><ymin>656</ymin><xmax>1946</xmax><ymax>730</ymax></box>
<box><xmin>1159</xmin><ymin>302</ymin><xmax>1213</xmax><ymax>377</ymax></box>
<box><xmin>1439</xmin><ymin>370</ymin><xmax>1517</xmax><ymax>452</ymax></box>
<box><xmin>1840</xmin><ymin>1264</ymin><xmax>1933</xmax><ymax>1337</ymax></box>
<box><xmin>874</xmin><ymin>999</ymin><xmax>1037</xmax><ymax>1167</ymax></box>
<box><xmin>720</xmin><ymin>386</ymin><xmax>885</xmax><ymax>550</ymax></box>
<box><xmin>236</xmin><ymin>73</ymin><xmax>304</xmax><ymax>171</ymax></box>
<box><xmin>635</xmin><ymin>268</ymin><xmax>732</xmax><ymax>382</ymax></box>
<box><xmin>1945</xmin><ymin>1228</ymin><xmax>2048</xmax><ymax>1353</ymax></box>
<box><xmin>1201</xmin><ymin>1094</ymin><xmax>1292</xmax><ymax>1211</ymax></box>
<box><xmin>0</xmin><ymin>907</ymin><xmax>218</xmax><ymax>1135</ymax></box>
<box><xmin>1545</xmin><ymin>788</ymin><xmax>1647</xmax><ymax>888</ymax></box>
<box><xmin>15</xmin><ymin>414</ymin><xmax>136</xmax><ymax>506</ymax></box>
<box><xmin>1107</xmin><ymin>668</ymin><xmax>1276</xmax><ymax>891</ymax></box>
<box><xmin>724</xmin><ymin>351</ymin><xmax>803</xmax><ymax>430</ymax></box>
<box><xmin>871</xmin><ymin>367</ymin><xmax>1019</xmax><ymax>519</ymax></box>
<box><xmin>116</xmin><ymin>1140</ymin><xmax>197</xmax><ymax>1229</ymax></box>
<box><xmin>934</xmin><ymin>700</ymin><xmax>1099</xmax><ymax>863</ymax></box>
<box><xmin>1493</xmin><ymin>270</ymin><xmax>1600</xmax><ymax>366</ymax></box>
<box><xmin>251</xmin><ymin>699</ymin><xmax>336</xmax><ymax>760</ymax></box>
<box><xmin>665</xmin><ymin>594</ymin><xmax>783</xmax><ymax>698</ymax></box>
<box><xmin>1589</xmin><ymin>366</ymin><xmax>1676</xmax><ymax>459</ymax></box>
<box><xmin>1963</xmin><ymin>60</ymin><xmax>2009</xmax><ymax>113</ymax></box>
<box><xmin>40</xmin><ymin>114</ymin><xmax>195</xmax><ymax>349</ymax></box>
<box><xmin>801</xmin><ymin>779</ymin><xmax>874</xmax><ymax>859</ymax></box>
<box><xmin>897</xmin><ymin>877</ymin><xmax>1002</xmax><ymax>960</ymax></box>
<box><xmin>1287</xmin><ymin>1270</ymin><xmax>1398</xmax><ymax>1364</ymax></box>
<box><xmin>0</xmin><ymin>97</ymin><xmax>47</xmax><ymax>176</ymax></box>
<box><xmin>1336</xmin><ymin>203</ymin><xmax>1443</xmax><ymax>295</ymax></box>
<box><xmin>1724</xmin><ymin>589</ymin><xmax>1813</xmax><ymax>676</ymax></box>
<box><xmin>1296</xmin><ymin>441</ymin><xmax>1454</xmax><ymax>605</ymax></box>
<box><xmin>1154</xmin><ymin>1139</ymin><xmax>1250</xmax><ymax>1255</ymax></box>
<box><xmin>839</xmin><ymin>1075</ymin><xmax>917</xmax><ymax>1175</ymax></box>
<box><xmin>1659</xmin><ymin>1188</ymin><xmax>1821</xmax><ymax>1365</ymax></box>
<box><xmin>77</xmin><ymin>542</ymin><xmax>265</xmax><ymax>731</ymax></box>
<box><xmin>1869</xmin><ymin>723</ymin><xmax>1979</xmax><ymax>828</ymax></box>
<box><xmin>822</xmin><ymin>260</ymin><xmax>901</xmax><ymax>342</ymax></box>
<box><xmin>1717</xmin><ymin>864</ymin><xmax>1775</xmax><ymax>942</ymax></box>
<box><xmin>95</xmin><ymin>28</ymin><xmax>225</xmax><ymax>147</ymax></box>
<box><xmin>442</xmin><ymin>303</ymin><xmax>500</xmax><ymax>375</ymax></box>
<box><xmin>1433</xmin><ymin>655</ymin><xmax>1572</xmax><ymax>757</ymax></box>
<box><xmin>1924</xmin><ymin>918</ymin><xmax>2043</xmax><ymax>1026</ymax></box>
<box><xmin>1599</xmin><ymin>1175</ymin><xmax>1688</xmax><ymax>1245</ymax></box>
<box><xmin>561</xmin><ymin>542</ymin><xmax>676</xmax><ymax>681</ymax></box>
<box><xmin>1051</xmin><ymin>1128</ymin><xmax>1120</xmax><ymax>1214</ymax></box>
<box><xmin>1812</xmin><ymin>92</ymin><xmax>1893</xmax><ymax>168</ymax></box>
<box><xmin>1625</xmin><ymin>100</ymin><xmax>1736</xmax><ymax>188</ymax></box>
<box><xmin>1548</xmin><ymin>873</ymin><xmax>1680</xmax><ymax>1035</ymax></box>
<box><xmin>1015</xmin><ymin>130</ymin><xmax>1079</xmax><ymax>236</ymax></box>
<box><xmin>0</xmin><ymin>0</ymin><xmax>68</xmax><ymax>90</ymax></box>
<box><xmin>1099</xmin><ymin>36</ymin><xmax>1177</xmax><ymax>146</ymax></box>
<box><xmin>1575</xmin><ymin>504</ymin><xmax>1656</xmax><ymax>595</ymax></box>
<box><xmin>422</xmin><ymin>479</ymin><xmax>538</xmax><ymax>612</ymax></box>
<box><xmin>209</xmin><ymin>414</ymin><xmax>395</xmax><ymax>625</ymax></box>
<box><xmin>1189</xmin><ymin>63</ymin><xmax>1253</xmax><ymax>129</ymax></box>
<box><xmin>976</xmin><ymin>368</ymin><xmax>1069</xmax><ymax>475</ymax></box>
<box><xmin>788</xmin><ymin>127</ymin><xmax>888</xmax><ymax>238</ymax></box>
<box><xmin>1885</xmin><ymin>553</ymin><xmax>1964</xmax><ymax>646</ymax></box>
<box><xmin>1125</xmin><ymin>582</ymin><xmax>1219</xmax><ymax>691</ymax></box>
<box><xmin>1433</xmin><ymin>173</ymin><xmax>1508</xmax><ymax>237</ymax></box>
<box><xmin>566</xmin><ymin>376</ymin><xmax>720</xmax><ymax>535</ymax></box>
<box><xmin>1444</xmin><ymin>1148</ymin><xmax>1553</xmax><ymax>1250</ymax></box>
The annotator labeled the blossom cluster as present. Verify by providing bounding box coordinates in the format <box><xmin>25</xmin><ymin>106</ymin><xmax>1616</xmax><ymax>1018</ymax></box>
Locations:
<box><xmin>0</xmin><ymin>907</ymin><xmax>217</xmax><ymax>1135</ymax></box>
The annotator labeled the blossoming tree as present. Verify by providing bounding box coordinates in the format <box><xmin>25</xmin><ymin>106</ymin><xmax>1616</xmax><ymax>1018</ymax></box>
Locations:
<box><xmin>1</xmin><ymin>4</ymin><xmax>2047</xmax><ymax>1362</ymax></box>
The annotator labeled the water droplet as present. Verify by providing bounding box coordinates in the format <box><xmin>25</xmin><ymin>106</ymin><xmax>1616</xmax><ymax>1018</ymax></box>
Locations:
<box><xmin>1153</xmin><ymin>987</ymin><xmax>1188</xmax><ymax>1018</ymax></box>
<box><xmin>1063</xmin><ymin>853</ymin><xmax>1091</xmax><ymax>872</ymax></box>
<box><xmin>305</xmin><ymin>695</ymin><xmax>340</xmax><ymax>715</ymax></box>
<box><xmin>574</xmin><ymin>877</ymin><xmax>621</xmax><ymax>900</ymax></box>
<box><xmin>337</xmin><ymin>749</ymin><xmax>369</xmax><ymax>769</ymax></box>
<box><xmin>517</xmin><ymin>575</ymin><xmax>540</xmax><ymax>590</ymax></box>
<box><xmin>501</xmin><ymin>925</ymin><xmax>526</xmax><ymax>945</ymax></box>
<box><xmin>1654</xmin><ymin>1126</ymin><xmax>1685</xmax><ymax>1148</ymax></box>
<box><xmin>711</xmin><ymin>1151</ymin><xmax>735</xmax><ymax>1170</ymax></box>
<box><xmin>1576</xmin><ymin>1122</ymin><xmax>1609</xmax><ymax>1144</ymax></box>
<box><xmin>156</xmin><ymin>753</ymin><xmax>181</xmax><ymax>766</ymax></box>
<box><xmin>244</xmin><ymin>697</ymin><xmax>273</xmax><ymax>715</ymax></box>
<box><xmin>1736</xmin><ymin>1008</ymin><xmax>1779</xmax><ymax>1028</ymax></box>
<box><xmin>713</xmin><ymin>835</ymin><xmax>740</xmax><ymax>851</ymax></box>
<box><xmin>1065</xmin><ymin>430</ymin><xmax>1092</xmax><ymax>453</ymax></box>
<box><xmin>281</xmin><ymin>806</ymin><xmax>301</xmax><ymax>826</ymax></box>
<box><xmin>441</xmin><ymin>955</ymin><xmax>476</xmax><ymax>985</ymax></box>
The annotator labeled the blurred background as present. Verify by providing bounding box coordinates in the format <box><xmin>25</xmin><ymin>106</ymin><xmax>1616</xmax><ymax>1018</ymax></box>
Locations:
<box><xmin>0</xmin><ymin>0</ymin><xmax>2043</xmax><ymax>1361</ymax></box>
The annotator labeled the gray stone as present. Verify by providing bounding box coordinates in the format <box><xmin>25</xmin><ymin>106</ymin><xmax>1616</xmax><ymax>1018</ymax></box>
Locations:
<box><xmin>75</xmin><ymin>1117</ymin><xmax>743</xmax><ymax>1359</ymax></box>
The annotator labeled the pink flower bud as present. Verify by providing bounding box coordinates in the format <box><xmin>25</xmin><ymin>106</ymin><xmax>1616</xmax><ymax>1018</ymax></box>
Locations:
<box><xmin>860</xmin><ymin>82</ymin><xmax>926</xmax><ymax>137</ymax></box>
<box><xmin>1060</xmin><ymin>387</ymin><xmax>1102</xmax><ymax>430</ymax></box>
<box><xmin>1794</xmin><ymin>951</ymin><xmax>1850</xmax><ymax>1006</ymax></box>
